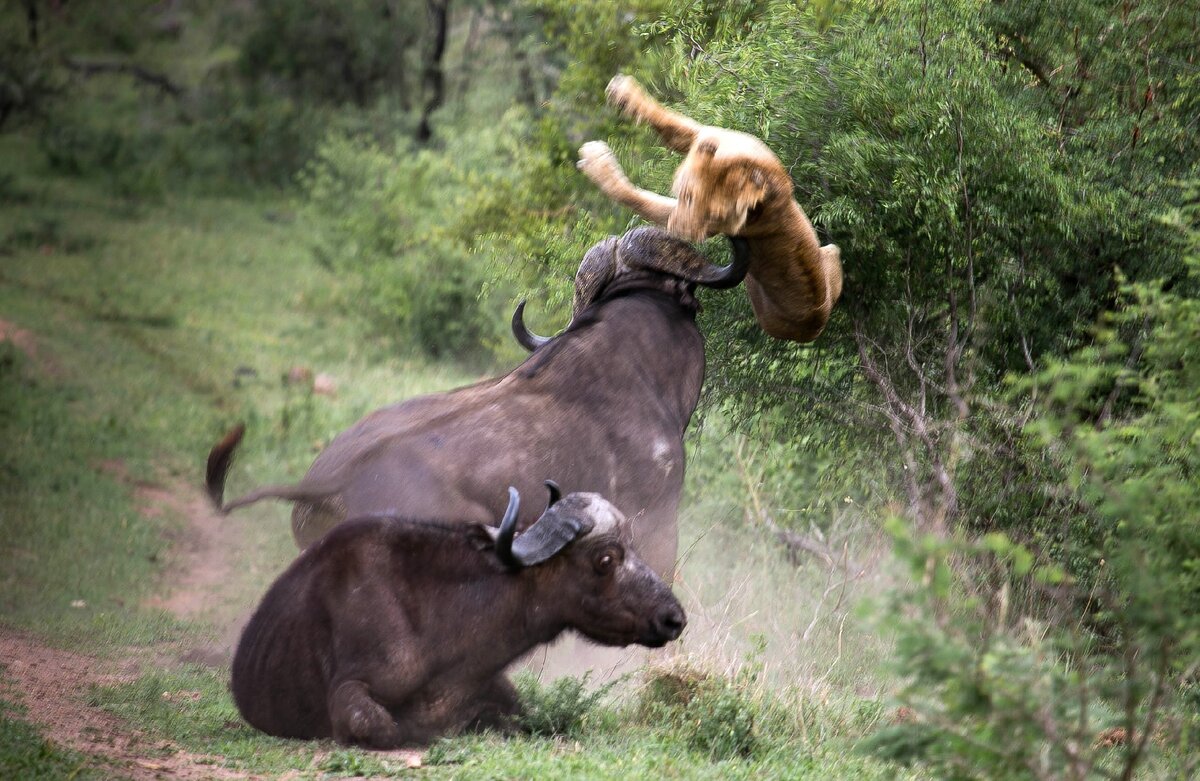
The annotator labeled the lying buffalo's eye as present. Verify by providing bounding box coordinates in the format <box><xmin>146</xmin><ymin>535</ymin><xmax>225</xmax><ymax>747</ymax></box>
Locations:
<box><xmin>594</xmin><ymin>550</ymin><xmax>619</xmax><ymax>575</ymax></box>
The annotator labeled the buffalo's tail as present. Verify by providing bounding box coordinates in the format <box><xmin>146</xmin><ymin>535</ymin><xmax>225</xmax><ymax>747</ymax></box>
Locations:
<box><xmin>206</xmin><ymin>423</ymin><xmax>246</xmax><ymax>510</ymax></box>
<box><xmin>206</xmin><ymin>423</ymin><xmax>336</xmax><ymax>514</ymax></box>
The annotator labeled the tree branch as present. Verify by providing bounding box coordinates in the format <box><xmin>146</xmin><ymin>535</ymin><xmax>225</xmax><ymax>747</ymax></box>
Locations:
<box><xmin>63</xmin><ymin>56</ymin><xmax>184</xmax><ymax>98</ymax></box>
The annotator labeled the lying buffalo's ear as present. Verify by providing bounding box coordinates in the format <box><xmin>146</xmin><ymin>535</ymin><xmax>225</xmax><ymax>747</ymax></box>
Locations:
<box><xmin>470</xmin><ymin>524</ymin><xmax>499</xmax><ymax>551</ymax></box>
<box><xmin>544</xmin><ymin>480</ymin><xmax>562</xmax><ymax>508</ymax></box>
<box><xmin>506</xmin><ymin>505</ymin><xmax>596</xmax><ymax>568</ymax></box>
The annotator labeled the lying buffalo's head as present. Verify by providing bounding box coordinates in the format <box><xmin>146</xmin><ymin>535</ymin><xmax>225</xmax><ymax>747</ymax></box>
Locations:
<box><xmin>486</xmin><ymin>484</ymin><xmax>686</xmax><ymax>648</ymax></box>
<box><xmin>512</xmin><ymin>226</ymin><xmax>749</xmax><ymax>351</ymax></box>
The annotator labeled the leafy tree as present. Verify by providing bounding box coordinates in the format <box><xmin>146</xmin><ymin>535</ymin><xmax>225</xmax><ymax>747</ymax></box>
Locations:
<box><xmin>872</xmin><ymin>186</ymin><xmax>1200</xmax><ymax>779</ymax></box>
<box><xmin>238</xmin><ymin>0</ymin><xmax>423</xmax><ymax>108</ymax></box>
<box><xmin>482</xmin><ymin>0</ymin><xmax>1196</xmax><ymax>548</ymax></box>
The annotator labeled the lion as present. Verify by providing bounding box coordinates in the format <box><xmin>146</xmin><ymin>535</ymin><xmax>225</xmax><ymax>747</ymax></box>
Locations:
<box><xmin>577</xmin><ymin>75</ymin><xmax>843</xmax><ymax>343</ymax></box>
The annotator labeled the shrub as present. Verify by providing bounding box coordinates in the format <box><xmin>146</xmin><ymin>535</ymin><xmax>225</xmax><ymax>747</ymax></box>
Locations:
<box><xmin>514</xmin><ymin>672</ymin><xmax>615</xmax><ymax>738</ymax></box>
<box><xmin>238</xmin><ymin>0</ymin><xmax>422</xmax><ymax>108</ymax></box>
<box><xmin>301</xmin><ymin>132</ymin><xmax>508</xmax><ymax>362</ymax></box>
<box><xmin>638</xmin><ymin>665</ymin><xmax>760</xmax><ymax>761</ymax></box>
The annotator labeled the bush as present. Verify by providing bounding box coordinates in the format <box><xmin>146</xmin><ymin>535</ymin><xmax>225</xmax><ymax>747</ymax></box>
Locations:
<box><xmin>514</xmin><ymin>672</ymin><xmax>615</xmax><ymax>738</ymax></box>
<box><xmin>301</xmin><ymin>132</ymin><xmax>508</xmax><ymax>362</ymax></box>
<box><xmin>238</xmin><ymin>0</ymin><xmax>422</xmax><ymax>107</ymax></box>
<box><xmin>681</xmin><ymin>676</ymin><xmax>759</xmax><ymax>760</ymax></box>
<box><xmin>638</xmin><ymin>666</ymin><xmax>760</xmax><ymax>761</ymax></box>
<box><xmin>0</xmin><ymin>42</ymin><xmax>61</xmax><ymax>131</ymax></box>
<box><xmin>38</xmin><ymin>98</ymin><xmax>168</xmax><ymax>198</ymax></box>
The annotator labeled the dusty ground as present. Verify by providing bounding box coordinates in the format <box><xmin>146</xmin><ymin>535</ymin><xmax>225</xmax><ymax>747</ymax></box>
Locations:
<box><xmin>0</xmin><ymin>307</ymin><xmax>267</xmax><ymax>778</ymax></box>
<box><xmin>0</xmin><ymin>462</ymin><xmax>421</xmax><ymax>778</ymax></box>
<box><xmin>0</xmin><ymin>629</ymin><xmax>255</xmax><ymax>780</ymax></box>
<box><xmin>0</xmin><ymin>456</ymin><xmax>267</xmax><ymax>779</ymax></box>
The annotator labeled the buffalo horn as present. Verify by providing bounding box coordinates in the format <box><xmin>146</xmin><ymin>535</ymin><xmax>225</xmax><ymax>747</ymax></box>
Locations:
<box><xmin>620</xmin><ymin>228</ymin><xmax>751</xmax><ymax>290</ymax></box>
<box><xmin>493</xmin><ymin>486</ymin><xmax>522</xmax><ymax>568</ymax></box>
<box><xmin>510</xmin><ymin>231</ymin><xmax>748</xmax><ymax>353</ymax></box>
<box><xmin>511</xmin><ymin>301</ymin><xmax>551</xmax><ymax>351</ymax></box>
<box><xmin>698</xmin><ymin>236</ymin><xmax>752</xmax><ymax>289</ymax></box>
<box><xmin>509</xmin><ymin>502</ymin><xmax>596</xmax><ymax>568</ymax></box>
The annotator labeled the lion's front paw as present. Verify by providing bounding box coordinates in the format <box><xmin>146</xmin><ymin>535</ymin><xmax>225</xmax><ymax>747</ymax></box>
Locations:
<box><xmin>577</xmin><ymin>141</ymin><xmax>629</xmax><ymax>192</ymax></box>
<box><xmin>605</xmin><ymin>74</ymin><xmax>647</xmax><ymax>117</ymax></box>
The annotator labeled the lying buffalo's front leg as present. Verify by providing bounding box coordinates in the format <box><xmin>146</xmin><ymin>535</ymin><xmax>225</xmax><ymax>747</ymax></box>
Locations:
<box><xmin>463</xmin><ymin>675</ymin><xmax>521</xmax><ymax>734</ymax></box>
<box><xmin>329</xmin><ymin>680</ymin><xmax>406</xmax><ymax>748</ymax></box>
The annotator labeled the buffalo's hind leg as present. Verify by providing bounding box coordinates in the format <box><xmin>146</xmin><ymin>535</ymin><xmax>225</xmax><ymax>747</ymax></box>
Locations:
<box><xmin>329</xmin><ymin>680</ymin><xmax>405</xmax><ymax>749</ymax></box>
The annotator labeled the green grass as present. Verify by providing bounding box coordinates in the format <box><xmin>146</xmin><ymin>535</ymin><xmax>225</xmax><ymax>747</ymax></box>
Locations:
<box><xmin>86</xmin><ymin>662</ymin><xmax>917</xmax><ymax>780</ymax></box>
<box><xmin>0</xmin><ymin>703</ymin><xmax>117</xmax><ymax>781</ymax></box>
<box><xmin>0</xmin><ymin>131</ymin><xmax>477</xmax><ymax>638</ymax></box>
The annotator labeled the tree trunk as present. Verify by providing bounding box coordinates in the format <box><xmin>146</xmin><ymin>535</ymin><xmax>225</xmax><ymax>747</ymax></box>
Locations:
<box><xmin>415</xmin><ymin>0</ymin><xmax>451</xmax><ymax>143</ymax></box>
<box><xmin>22</xmin><ymin>0</ymin><xmax>40</xmax><ymax>46</ymax></box>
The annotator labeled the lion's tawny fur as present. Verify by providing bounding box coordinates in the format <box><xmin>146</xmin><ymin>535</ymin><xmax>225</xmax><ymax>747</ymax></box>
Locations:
<box><xmin>577</xmin><ymin>75</ymin><xmax>843</xmax><ymax>343</ymax></box>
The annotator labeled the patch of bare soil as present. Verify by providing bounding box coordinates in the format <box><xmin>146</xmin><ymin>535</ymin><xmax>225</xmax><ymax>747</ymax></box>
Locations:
<box><xmin>0</xmin><ymin>629</ymin><xmax>254</xmax><ymax>780</ymax></box>
<box><xmin>98</xmin><ymin>458</ymin><xmax>254</xmax><ymax>670</ymax></box>
<box><xmin>124</xmin><ymin>469</ymin><xmax>236</xmax><ymax>621</ymax></box>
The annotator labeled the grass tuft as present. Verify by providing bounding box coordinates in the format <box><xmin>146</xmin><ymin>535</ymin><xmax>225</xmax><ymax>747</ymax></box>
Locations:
<box><xmin>0</xmin><ymin>696</ymin><xmax>113</xmax><ymax>780</ymax></box>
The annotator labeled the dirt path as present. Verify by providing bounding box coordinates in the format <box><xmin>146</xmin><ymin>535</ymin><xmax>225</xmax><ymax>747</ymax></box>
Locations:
<box><xmin>0</xmin><ymin>317</ymin><xmax>61</xmax><ymax>377</ymax></box>
<box><xmin>0</xmin><ymin>318</ymin><xmax>423</xmax><ymax>777</ymax></box>
<box><xmin>0</xmin><ymin>446</ymin><xmax>263</xmax><ymax>778</ymax></box>
<box><xmin>101</xmin><ymin>459</ymin><xmax>237</xmax><ymax>622</ymax></box>
<box><xmin>0</xmin><ymin>629</ymin><xmax>253</xmax><ymax>780</ymax></box>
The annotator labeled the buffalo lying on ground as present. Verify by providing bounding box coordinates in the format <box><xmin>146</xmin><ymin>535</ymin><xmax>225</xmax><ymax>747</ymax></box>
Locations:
<box><xmin>231</xmin><ymin>484</ymin><xmax>685</xmax><ymax>748</ymax></box>
<box><xmin>207</xmin><ymin>226</ymin><xmax>748</xmax><ymax>576</ymax></box>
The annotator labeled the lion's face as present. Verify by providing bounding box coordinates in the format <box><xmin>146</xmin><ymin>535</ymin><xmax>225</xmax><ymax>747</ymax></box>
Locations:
<box><xmin>669</xmin><ymin>135</ymin><xmax>769</xmax><ymax>241</ymax></box>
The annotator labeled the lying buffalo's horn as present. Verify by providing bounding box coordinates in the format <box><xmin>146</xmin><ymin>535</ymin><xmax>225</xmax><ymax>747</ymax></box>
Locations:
<box><xmin>618</xmin><ymin>227</ymin><xmax>751</xmax><ymax>289</ymax></box>
<box><xmin>494</xmin><ymin>486</ymin><xmax>522</xmax><ymax>568</ymax></box>
<box><xmin>511</xmin><ymin>301</ymin><xmax>551</xmax><ymax>351</ymax></box>
<box><xmin>544</xmin><ymin>480</ymin><xmax>562</xmax><ymax>508</ymax></box>
<box><xmin>509</xmin><ymin>499</ymin><xmax>596</xmax><ymax>567</ymax></box>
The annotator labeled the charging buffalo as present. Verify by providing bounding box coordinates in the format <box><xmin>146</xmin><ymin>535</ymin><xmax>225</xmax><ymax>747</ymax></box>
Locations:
<box><xmin>207</xmin><ymin>226</ymin><xmax>748</xmax><ymax>576</ymax></box>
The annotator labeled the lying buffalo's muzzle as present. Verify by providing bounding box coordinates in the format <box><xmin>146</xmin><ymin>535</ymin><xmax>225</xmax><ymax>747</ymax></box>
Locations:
<box><xmin>649</xmin><ymin>603</ymin><xmax>687</xmax><ymax>645</ymax></box>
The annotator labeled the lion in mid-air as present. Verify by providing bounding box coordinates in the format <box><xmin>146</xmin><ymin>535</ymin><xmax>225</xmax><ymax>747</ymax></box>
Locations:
<box><xmin>577</xmin><ymin>75</ymin><xmax>842</xmax><ymax>343</ymax></box>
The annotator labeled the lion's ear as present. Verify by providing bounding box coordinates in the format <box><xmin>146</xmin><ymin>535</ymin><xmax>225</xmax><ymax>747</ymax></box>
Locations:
<box><xmin>732</xmin><ymin>166</ymin><xmax>769</xmax><ymax>214</ymax></box>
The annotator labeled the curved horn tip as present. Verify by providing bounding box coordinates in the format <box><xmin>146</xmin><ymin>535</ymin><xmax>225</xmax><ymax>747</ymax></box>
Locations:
<box><xmin>503</xmin><ymin>487</ymin><xmax>520</xmax><ymax>527</ymax></box>
<box><xmin>543</xmin><ymin>480</ymin><xmax>562</xmax><ymax>507</ymax></box>
<box><xmin>495</xmin><ymin>486</ymin><xmax>522</xmax><ymax>568</ymax></box>
<box><xmin>699</xmin><ymin>235</ymin><xmax>752</xmax><ymax>290</ymax></box>
<box><xmin>511</xmin><ymin>300</ymin><xmax>552</xmax><ymax>352</ymax></box>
